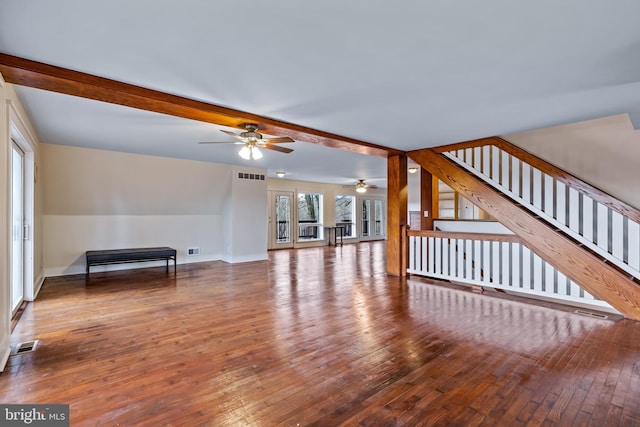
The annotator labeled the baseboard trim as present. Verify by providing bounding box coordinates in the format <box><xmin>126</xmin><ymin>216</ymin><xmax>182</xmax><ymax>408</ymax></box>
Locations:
<box><xmin>33</xmin><ymin>275</ymin><xmax>45</xmax><ymax>299</ymax></box>
<box><xmin>0</xmin><ymin>346</ymin><xmax>11</xmax><ymax>372</ymax></box>
<box><xmin>45</xmin><ymin>255</ymin><xmax>222</xmax><ymax>277</ymax></box>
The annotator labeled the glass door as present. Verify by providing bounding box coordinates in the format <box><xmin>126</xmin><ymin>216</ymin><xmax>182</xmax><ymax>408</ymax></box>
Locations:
<box><xmin>360</xmin><ymin>197</ymin><xmax>385</xmax><ymax>241</ymax></box>
<box><xmin>361</xmin><ymin>199</ymin><xmax>371</xmax><ymax>238</ymax></box>
<box><xmin>11</xmin><ymin>142</ymin><xmax>25</xmax><ymax>313</ymax></box>
<box><xmin>269</xmin><ymin>191</ymin><xmax>295</xmax><ymax>249</ymax></box>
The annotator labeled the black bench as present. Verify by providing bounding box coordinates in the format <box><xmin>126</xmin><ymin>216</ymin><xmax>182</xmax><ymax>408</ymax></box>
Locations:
<box><xmin>85</xmin><ymin>247</ymin><xmax>177</xmax><ymax>275</ymax></box>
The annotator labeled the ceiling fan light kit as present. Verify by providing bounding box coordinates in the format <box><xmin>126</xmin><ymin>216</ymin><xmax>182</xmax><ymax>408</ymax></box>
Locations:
<box><xmin>355</xmin><ymin>179</ymin><xmax>367</xmax><ymax>193</ymax></box>
<box><xmin>238</xmin><ymin>145</ymin><xmax>251</xmax><ymax>160</ymax></box>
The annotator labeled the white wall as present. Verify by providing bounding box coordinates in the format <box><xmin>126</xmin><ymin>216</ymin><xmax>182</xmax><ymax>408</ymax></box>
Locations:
<box><xmin>505</xmin><ymin>114</ymin><xmax>640</xmax><ymax>209</ymax></box>
<box><xmin>1</xmin><ymin>77</ymin><xmax>44</xmax><ymax>370</ymax></box>
<box><xmin>41</xmin><ymin>144</ymin><xmax>237</xmax><ymax>275</ymax></box>
<box><xmin>221</xmin><ymin>166</ymin><xmax>268</xmax><ymax>263</ymax></box>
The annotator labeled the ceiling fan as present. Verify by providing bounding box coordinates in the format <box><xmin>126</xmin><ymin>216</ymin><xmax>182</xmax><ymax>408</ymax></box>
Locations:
<box><xmin>355</xmin><ymin>179</ymin><xmax>378</xmax><ymax>193</ymax></box>
<box><xmin>198</xmin><ymin>124</ymin><xmax>295</xmax><ymax>159</ymax></box>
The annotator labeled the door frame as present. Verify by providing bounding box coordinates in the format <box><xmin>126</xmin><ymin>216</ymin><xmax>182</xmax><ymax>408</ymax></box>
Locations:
<box><xmin>358</xmin><ymin>196</ymin><xmax>386</xmax><ymax>241</ymax></box>
<box><xmin>9</xmin><ymin>103</ymin><xmax>36</xmax><ymax>304</ymax></box>
<box><xmin>10</xmin><ymin>141</ymin><xmax>25</xmax><ymax>314</ymax></box>
<box><xmin>268</xmin><ymin>190</ymin><xmax>296</xmax><ymax>250</ymax></box>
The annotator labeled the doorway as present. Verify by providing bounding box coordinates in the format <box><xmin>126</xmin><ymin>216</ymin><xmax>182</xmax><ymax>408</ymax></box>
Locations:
<box><xmin>359</xmin><ymin>197</ymin><xmax>386</xmax><ymax>241</ymax></box>
<box><xmin>11</xmin><ymin>142</ymin><xmax>25</xmax><ymax>314</ymax></box>
<box><xmin>268</xmin><ymin>191</ymin><xmax>295</xmax><ymax>250</ymax></box>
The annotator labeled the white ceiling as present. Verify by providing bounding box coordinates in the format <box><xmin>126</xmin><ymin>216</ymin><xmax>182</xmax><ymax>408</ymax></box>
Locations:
<box><xmin>1</xmin><ymin>1</ymin><xmax>640</xmax><ymax>186</ymax></box>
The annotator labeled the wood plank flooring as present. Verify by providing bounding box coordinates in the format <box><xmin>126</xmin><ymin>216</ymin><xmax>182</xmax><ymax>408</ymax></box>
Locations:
<box><xmin>1</xmin><ymin>242</ymin><xmax>640</xmax><ymax>426</ymax></box>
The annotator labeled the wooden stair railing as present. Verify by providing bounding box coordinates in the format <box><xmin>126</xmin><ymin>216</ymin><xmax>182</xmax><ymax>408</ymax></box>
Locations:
<box><xmin>433</xmin><ymin>136</ymin><xmax>640</xmax><ymax>281</ymax></box>
<box><xmin>408</xmin><ymin>146</ymin><xmax>640</xmax><ymax>320</ymax></box>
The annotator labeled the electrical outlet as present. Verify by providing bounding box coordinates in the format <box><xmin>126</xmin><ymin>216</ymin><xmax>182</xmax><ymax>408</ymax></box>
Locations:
<box><xmin>187</xmin><ymin>247</ymin><xmax>200</xmax><ymax>256</ymax></box>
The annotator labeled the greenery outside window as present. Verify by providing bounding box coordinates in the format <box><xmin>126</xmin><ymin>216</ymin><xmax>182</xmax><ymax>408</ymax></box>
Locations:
<box><xmin>298</xmin><ymin>193</ymin><xmax>323</xmax><ymax>240</ymax></box>
<box><xmin>335</xmin><ymin>195</ymin><xmax>356</xmax><ymax>238</ymax></box>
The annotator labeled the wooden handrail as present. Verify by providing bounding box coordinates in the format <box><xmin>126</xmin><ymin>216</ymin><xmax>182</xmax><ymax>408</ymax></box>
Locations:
<box><xmin>433</xmin><ymin>136</ymin><xmax>640</xmax><ymax>224</ymax></box>
<box><xmin>408</xmin><ymin>230</ymin><xmax>522</xmax><ymax>243</ymax></box>
<box><xmin>430</xmin><ymin>137</ymin><xmax>501</xmax><ymax>154</ymax></box>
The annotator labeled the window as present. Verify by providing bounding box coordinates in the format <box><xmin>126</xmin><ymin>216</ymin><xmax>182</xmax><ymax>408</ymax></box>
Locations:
<box><xmin>298</xmin><ymin>193</ymin><xmax>323</xmax><ymax>240</ymax></box>
<box><xmin>362</xmin><ymin>199</ymin><xmax>371</xmax><ymax>237</ymax></box>
<box><xmin>335</xmin><ymin>195</ymin><xmax>356</xmax><ymax>238</ymax></box>
<box><xmin>275</xmin><ymin>195</ymin><xmax>291</xmax><ymax>243</ymax></box>
<box><xmin>374</xmin><ymin>199</ymin><xmax>384</xmax><ymax>236</ymax></box>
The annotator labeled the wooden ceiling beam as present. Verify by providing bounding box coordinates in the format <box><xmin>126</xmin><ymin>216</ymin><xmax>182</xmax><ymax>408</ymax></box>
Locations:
<box><xmin>0</xmin><ymin>53</ymin><xmax>403</xmax><ymax>158</ymax></box>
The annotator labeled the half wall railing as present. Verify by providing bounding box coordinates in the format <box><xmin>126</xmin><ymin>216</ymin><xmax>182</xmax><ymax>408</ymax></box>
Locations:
<box><xmin>407</xmin><ymin>230</ymin><xmax>613</xmax><ymax>312</ymax></box>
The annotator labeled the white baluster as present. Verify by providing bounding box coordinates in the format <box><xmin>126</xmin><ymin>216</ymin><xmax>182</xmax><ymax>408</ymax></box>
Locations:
<box><xmin>473</xmin><ymin>147</ymin><xmax>482</xmax><ymax>173</ymax></box>
<box><xmin>501</xmin><ymin>151</ymin><xmax>510</xmax><ymax>190</ymax></box>
<box><xmin>450</xmin><ymin>237</ymin><xmax>457</xmax><ymax>277</ymax></box>
<box><xmin>473</xmin><ymin>240</ymin><xmax>482</xmax><ymax>281</ymax></box>
<box><xmin>491</xmin><ymin>146</ymin><xmax>500</xmax><ymax>182</ymax></box>
<box><xmin>501</xmin><ymin>241</ymin><xmax>510</xmax><ymax>287</ymax></box>
<box><xmin>465</xmin><ymin>239</ymin><xmax>473</xmax><ymax>281</ymax></box>
<box><xmin>511</xmin><ymin>243</ymin><xmax>520</xmax><ymax>289</ymax></box>
<box><xmin>628</xmin><ymin>220</ymin><xmax>640</xmax><ymax>271</ymax></box>
<box><xmin>442</xmin><ymin>238</ymin><xmax>450</xmax><ymax>276</ymax></box>
<box><xmin>521</xmin><ymin>246</ymin><xmax>532</xmax><ymax>290</ymax></box>
<box><xmin>532</xmin><ymin>168</ymin><xmax>543</xmax><ymax>211</ymax></box>
<box><xmin>596</xmin><ymin>203</ymin><xmax>609</xmax><ymax>253</ymax></box>
<box><xmin>482</xmin><ymin>145</ymin><xmax>491</xmax><ymax>176</ymax></box>
<box><xmin>568</xmin><ymin>188</ymin><xmax>580</xmax><ymax>234</ymax></box>
<box><xmin>409</xmin><ymin>236</ymin><xmax>416</xmax><ymax>271</ymax></box>
<box><xmin>510</xmin><ymin>157</ymin><xmax>520</xmax><ymax>197</ymax></box>
<box><xmin>435</xmin><ymin>237</ymin><xmax>442</xmax><ymax>275</ymax></box>
<box><xmin>421</xmin><ymin>236</ymin><xmax>428</xmax><ymax>273</ymax></box>
<box><xmin>521</xmin><ymin>163</ymin><xmax>531</xmax><ymax>204</ymax></box>
<box><xmin>556</xmin><ymin>181</ymin><xmax>566</xmax><ymax>226</ymax></box>
<box><xmin>482</xmin><ymin>240</ymin><xmax>492</xmax><ymax>284</ymax></box>
<box><xmin>544</xmin><ymin>175</ymin><xmax>555</xmax><ymax>218</ymax></box>
<box><xmin>582</xmin><ymin>196</ymin><xmax>594</xmax><ymax>243</ymax></box>
<box><xmin>428</xmin><ymin>237</ymin><xmax>435</xmax><ymax>274</ymax></box>
<box><xmin>545</xmin><ymin>260</ymin><xmax>555</xmax><ymax>294</ymax></box>
<box><xmin>532</xmin><ymin>253</ymin><xmax>543</xmax><ymax>293</ymax></box>
<box><xmin>611</xmin><ymin>211</ymin><xmax>624</xmax><ymax>261</ymax></box>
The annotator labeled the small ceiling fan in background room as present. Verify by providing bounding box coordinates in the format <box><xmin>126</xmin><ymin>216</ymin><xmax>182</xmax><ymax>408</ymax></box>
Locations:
<box><xmin>355</xmin><ymin>179</ymin><xmax>377</xmax><ymax>193</ymax></box>
<box><xmin>198</xmin><ymin>123</ymin><xmax>295</xmax><ymax>159</ymax></box>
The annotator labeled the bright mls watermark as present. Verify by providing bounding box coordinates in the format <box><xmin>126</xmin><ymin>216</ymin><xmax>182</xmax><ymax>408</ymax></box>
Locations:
<box><xmin>0</xmin><ymin>405</ymin><xmax>69</xmax><ymax>426</ymax></box>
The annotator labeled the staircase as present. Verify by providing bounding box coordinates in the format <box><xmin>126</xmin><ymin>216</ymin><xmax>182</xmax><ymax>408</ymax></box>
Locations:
<box><xmin>408</xmin><ymin>137</ymin><xmax>640</xmax><ymax>320</ymax></box>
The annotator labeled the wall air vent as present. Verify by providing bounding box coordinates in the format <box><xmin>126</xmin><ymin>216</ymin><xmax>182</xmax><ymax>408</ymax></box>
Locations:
<box><xmin>574</xmin><ymin>309</ymin><xmax>608</xmax><ymax>320</ymax></box>
<box><xmin>12</xmin><ymin>340</ymin><xmax>39</xmax><ymax>355</ymax></box>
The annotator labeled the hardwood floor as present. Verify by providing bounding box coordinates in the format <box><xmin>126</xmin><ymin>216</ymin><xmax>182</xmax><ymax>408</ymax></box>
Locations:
<box><xmin>2</xmin><ymin>241</ymin><xmax>639</xmax><ymax>426</ymax></box>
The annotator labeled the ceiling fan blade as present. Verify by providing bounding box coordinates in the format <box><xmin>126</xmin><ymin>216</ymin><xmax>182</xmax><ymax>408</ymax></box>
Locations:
<box><xmin>263</xmin><ymin>136</ymin><xmax>295</xmax><ymax>143</ymax></box>
<box><xmin>198</xmin><ymin>141</ymin><xmax>244</xmax><ymax>145</ymax></box>
<box><xmin>264</xmin><ymin>144</ymin><xmax>294</xmax><ymax>154</ymax></box>
<box><xmin>220</xmin><ymin>129</ymin><xmax>245</xmax><ymax>140</ymax></box>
